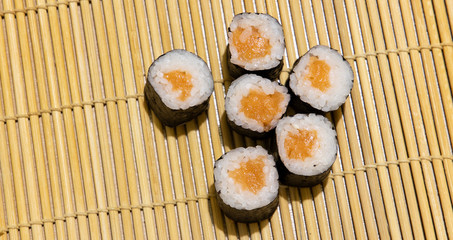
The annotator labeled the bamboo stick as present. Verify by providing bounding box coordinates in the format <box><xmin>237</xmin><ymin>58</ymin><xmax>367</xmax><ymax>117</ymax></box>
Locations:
<box><xmin>24</xmin><ymin>1</ymin><xmax>62</xmax><ymax>239</ymax></box>
<box><xmin>132</xmin><ymin>8</ymin><xmax>169</xmax><ymax>238</ymax></box>
<box><xmin>97</xmin><ymin>0</ymin><xmax>147</xmax><ymax>238</ymax></box>
<box><xmin>255</xmin><ymin>0</ymin><xmax>265</xmax><ymax>13</ymax></box>
<box><xmin>89</xmin><ymin>0</ymin><xmax>136</xmax><ymax>238</ymax></box>
<box><xmin>35</xmin><ymin>1</ymin><xmax>78</xmax><ymax>238</ymax></box>
<box><xmin>340</xmin><ymin>0</ymin><xmax>392</xmax><ymax>238</ymax></box>
<box><xmin>77</xmin><ymin>1</ymin><xmax>125</xmax><ymax>239</ymax></box>
<box><xmin>66</xmin><ymin>1</ymin><xmax>116</xmax><ymax>238</ymax></box>
<box><xmin>329</xmin><ymin>128</ymin><xmax>357</xmax><ymax>240</ymax></box>
<box><xmin>12</xmin><ymin>0</ymin><xmax>55</xmax><ymax>239</ymax></box>
<box><xmin>385</xmin><ymin>0</ymin><xmax>438</xmax><ymax>238</ymax></box>
<box><xmin>0</xmin><ymin>167</ymin><xmax>6</xmax><ymax>240</ymax></box>
<box><xmin>115</xmin><ymin>0</ymin><xmax>169</xmax><ymax>238</ymax></box>
<box><xmin>0</xmin><ymin>24</ymin><xmax>20</xmax><ymax>240</ymax></box>
<box><xmin>419</xmin><ymin>1</ymin><xmax>453</xmax><ymax>229</ymax></box>
<box><xmin>402</xmin><ymin>0</ymin><xmax>451</xmax><ymax>238</ymax></box>
<box><xmin>413</xmin><ymin>0</ymin><xmax>453</xmax><ymax>237</ymax></box>
<box><xmin>53</xmin><ymin>1</ymin><xmax>101</xmax><ymax>238</ymax></box>
<box><xmin>430</xmin><ymin>0</ymin><xmax>453</xmax><ymax>102</ymax></box>
<box><xmin>172</xmin><ymin>126</ymin><xmax>195</xmax><ymax>239</ymax></box>
<box><xmin>2</xmin><ymin>0</ymin><xmax>42</xmax><ymax>239</ymax></box>
<box><xmin>48</xmin><ymin>0</ymin><xmax>94</xmax><ymax>238</ymax></box>
<box><xmin>354</xmin><ymin>0</ymin><xmax>409</xmax><ymax>238</ymax></box>
<box><xmin>371</xmin><ymin>0</ymin><xmax>426</xmax><ymax>237</ymax></box>
<box><xmin>244</xmin><ymin>0</ymin><xmax>254</xmax><ymax>12</ymax></box>
<box><xmin>330</xmin><ymin>0</ymin><xmax>375</xmax><ymax>236</ymax></box>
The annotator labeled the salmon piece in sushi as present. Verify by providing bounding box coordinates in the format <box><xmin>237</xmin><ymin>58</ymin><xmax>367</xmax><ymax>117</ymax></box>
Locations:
<box><xmin>288</xmin><ymin>45</ymin><xmax>353</xmax><ymax>113</ymax></box>
<box><xmin>275</xmin><ymin>114</ymin><xmax>338</xmax><ymax>187</ymax></box>
<box><xmin>214</xmin><ymin>146</ymin><xmax>279</xmax><ymax>222</ymax></box>
<box><xmin>225</xmin><ymin>74</ymin><xmax>290</xmax><ymax>138</ymax></box>
<box><xmin>227</xmin><ymin>13</ymin><xmax>285</xmax><ymax>80</ymax></box>
<box><xmin>145</xmin><ymin>49</ymin><xmax>214</xmax><ymax>127</ymax></box>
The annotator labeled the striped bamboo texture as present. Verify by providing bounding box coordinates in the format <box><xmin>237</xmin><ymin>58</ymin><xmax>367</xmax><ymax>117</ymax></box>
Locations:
<box><xmin>0</xmin><ymin>0</ymin><xmax>452</xmax><ymax>239</ymax></box>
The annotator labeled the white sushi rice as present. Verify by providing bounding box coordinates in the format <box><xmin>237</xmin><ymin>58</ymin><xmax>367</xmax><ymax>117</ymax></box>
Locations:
<box><xmin>228</xmin><ymin>13</ymin><xmax>285</xmax><ymax>71</ymax></box>
<box><xmin>289</xmin><ymin>45</ymin><xmax>353</xmax><ymax>112</ymax></box>
<box><xmin>276</xmin><ymin>114</ymin><xmax>338</xmax><ymax>176</ymax></box>
<box><xmin>214</xmin><ymin>146</ymin><xmax>279</xmax><ymax>210</ymax></box>
<box><xmin>148</xmin><ymin>49</ymin><xmax>214</xmax><ymax>110</ymax></box>
<box><xmin>225</xmin><ymin>74</ymin><xmax>290</xmax><ymax>132</ymax></box>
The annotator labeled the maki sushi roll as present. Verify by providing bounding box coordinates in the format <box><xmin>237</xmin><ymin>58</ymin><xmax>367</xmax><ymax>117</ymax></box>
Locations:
<box><xmin>145</xmin><ymin>49</ymin><xmax>214</xmax><ymax>127</ymax></box>
<box><xmin>214</xmin><ymin>146</ymin><xmax>279</xmax><ymax>222</ymax></box>
<box><xmin>288</xmin><ymin>45</ymin><xmax>353</xmax><ymax>113</ymax></box>
<box><xmin>275</xmin><ymin>114</ymin><xmax>338</xmax><ymax>187</ymax></box>
<box><xmin>227</xmin><ymin>13</ymin><xmax>285</xmax><ymax>80</ymax></box>
<box><xmin>225</xmin><ymin>74</ymin><xmax>290</xmax><ymax>138</ymax></box>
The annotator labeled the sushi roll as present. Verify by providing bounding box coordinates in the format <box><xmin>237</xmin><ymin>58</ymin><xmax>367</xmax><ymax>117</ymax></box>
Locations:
<box><xmin>288</xmin><ymin>45</ymin><xmax>353</xmax><ymax>113</ymax></box>
<box><xmin>145</xmin><ymin>49</ymin><xmax>214</xmax><ymax>127</ymax></box>
<box><xmin>227</xmin><ymin>13</ymin><xmax>285</xmax><ymax>80</ymax></box>
<box><xmin>275</xmin><ymin>114</ymin><xmax>337</xmax><ymax>187</ymax></box>
<box><xmin>225</xmin><ymin>74</ymin><xmax>290</xmax><ymax>138</ymax></box>
<box><xmin>214</xmin><ymin>146</ymin><xmax>279</xmax><ymax>222</ymax></box>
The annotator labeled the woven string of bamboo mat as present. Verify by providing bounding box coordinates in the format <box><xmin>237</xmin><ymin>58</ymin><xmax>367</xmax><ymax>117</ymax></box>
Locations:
<box><xmin>0</xmin><ymin>0</ymin><xmax>452</xmax><ymax>239</ymax></box>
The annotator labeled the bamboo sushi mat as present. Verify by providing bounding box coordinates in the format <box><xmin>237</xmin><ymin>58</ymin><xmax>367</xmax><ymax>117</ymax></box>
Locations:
<box><xmin>1</xmin><ymin>0</ymin><xmax>453</xmax><ymax>239</ymax></box>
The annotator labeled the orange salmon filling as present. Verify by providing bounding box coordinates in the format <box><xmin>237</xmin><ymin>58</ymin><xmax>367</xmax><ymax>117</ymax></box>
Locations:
<box><xmin>232</xmin><ymin>27</ymin><xmax>272</xmax><ymax>62</ymax></box>
<box><xmin>285</xmin><ymin>129</ymin><xmax>318</xmax><ymax>160</ymax></box>
<box><xmin>228</xmin><ymin>157</ymin><xmax>266</xmax><ymax>194</ymax></box>
<box><xmin>164</xmin><ymin>70</ymin><xmax>193</xmax><ymax>101</ymax></box>
<box><xmin>305</xmin><ymin>56</ymin><xmax>331</xmax><ymax>92</ymax></box>
<box><xmin>240</xmin><ymin>89</ymin><xmax>284</xmax><ymax>130</ymax></box>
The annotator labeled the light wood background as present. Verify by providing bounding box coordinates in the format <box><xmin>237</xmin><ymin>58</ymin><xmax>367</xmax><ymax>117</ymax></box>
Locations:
<box><xmin>0</xmin><ymin>0</ymin><xmax>452</xmax><ymax>239</ymax></box>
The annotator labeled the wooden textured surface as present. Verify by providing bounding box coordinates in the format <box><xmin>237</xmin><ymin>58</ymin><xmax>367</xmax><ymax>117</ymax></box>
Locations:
<box><xmin>0</xmin><ymin>0</ymin><xmax>452</xmax><ymax>239</ymax></box>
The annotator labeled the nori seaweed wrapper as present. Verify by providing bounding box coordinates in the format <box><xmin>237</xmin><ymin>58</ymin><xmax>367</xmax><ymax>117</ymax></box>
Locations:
<box><xmin>144</xmin><ymin>81</ymin><xmax>210</xmax><ymax>127</ymax></box>
<box><xmin>227</xmin><ymin>46</ymin><xmax>284</xmax><ymax>80</ymax></box>
<box><xmin>285</xmin><ymin>78</ymin><xmax>324</xmax><ymax>114</ymax></box>
<box><xmin>216</xmin><ymin>190</ymin><xmax>279</xmax><ymax>222</ymax></box>
<box><xmin>276</xmin><ymin>159</ymin><xmax>332</xmax><ymax>187</ymax></box>
<box><xmin>226</xmin><ymin>115</ymin><xmax>274</xmax><ymax>139</ymax></box>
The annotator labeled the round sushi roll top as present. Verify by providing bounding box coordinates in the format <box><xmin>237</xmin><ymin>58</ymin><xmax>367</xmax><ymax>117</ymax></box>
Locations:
<box><xmin>145</xmin><ymin>49</ymin><xmax>214</xmax><ymax>127</ymax></box>
<box><xmin>288</xmin><ymin>45</ymin><xmax>353</xmax><ymax>113</ymax></box>
<box><xmin>227</xmin><ymin>13</ymin><xmax>285</xmax><ymax>80</ymax></box>
<box><xmin>214</xmin><ymin>146</ymin><xmax>279</xmax><ymax>222</ymax></box>
<box><xmin>275</xmin><ymin>114</ymin><xmax>338</xmax><ymax>187</ymax></box>
<box><xmin>225</xmin><ymin>74</ymin><xmax>290</xmax><ymax>138</ymax></box>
